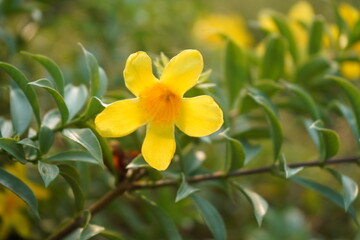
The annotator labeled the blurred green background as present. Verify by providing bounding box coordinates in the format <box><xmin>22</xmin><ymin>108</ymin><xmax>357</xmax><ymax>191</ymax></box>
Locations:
<box><xmin>1</xmin><ymin>0</ymin><xmax>360</xmax><ymax>239</ymax></box>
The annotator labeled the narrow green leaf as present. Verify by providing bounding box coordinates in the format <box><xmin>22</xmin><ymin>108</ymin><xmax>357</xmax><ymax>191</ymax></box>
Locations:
<box><xmin>242</xmin><ymin>142</ymin><xmax>262</xmax><ymax>166</ymax></box>
<box><xmin>45</xmin><ymin>150</ymin><xmax>99</xmax><ymax>165</ymax></box>
<box><xmin>260</xmin><ymin>34</ymin><xmax>286</xmax><ymax>80</ymax></box>
<box><xmin>310</xmin><ymin>120</ymin><xmax>340</xmax><ymax>161</ymax></box>
<box><xmin>248</xmin><ymin>90</ymin><xmax>283</xmax><ymax>160</ymax></box>
<box><xmin>271</xmin><ymin>13</ymin><xmax>298</xmax><ymax>63</ymax></box>
<box><xmin>29</xmin><ymin>78</ymin><xmax>69</xmax><ymax>124</ymax></box>
<box><xmin>42</xmin><ymin>109</ymin><xmax>61</xmax><ymax>129</ymax></box>
<box><xmin>139</xmin><ymin>195</ymin><xmax>182</xmax><ymax>240</ymax></box>
<box><xmin>295</xmin><ymin>56</ymin><xmax>332</xmax><ymax>84</ymax></box>
<box><xmin>0</xmin><ymin>118</ymin><xmax>13</xmax><ymax>138</ymax></box>
<box><xmin>285</xmin><ymin>83</ymin><xmax>321</xmax><ymax>120</ymax></box>
<box><xmin>39</xmin><ymin>126</ymin><xmax>54</xmax><ymax>155</ymax></box>
<box><xmin>21</xmin><ymin>51</ymin><xmax>65</xmax><ymax>95</ymax></box>
<box><xmin>308</xmin><ymin>16</ymin><xmax>325</xmax><ymax>55</ymax></box>
<box><xmin>219</xmin><ymin>129</ymin><xmax>245</xmax><ymax>171</ymax></box>
<box><xmin>233</xmin><ymin>183</ymin><xmax>268</xmax><ymax>226</ymax></box>
<box><xmin>81</xmin><ymin>96</ymin><xmax>105</xmax><ymax>120</ymax></box>
<box><xmin>59</xmin><ymin>164</ymin><xmax>85</xmax><ymax>211</ymax></box>
<box><xmin>0</xmin><ymin>168</ymin><xmax>39</xmax><ymax>217</ymax></box>
<box><xmin>327</xmin><ymin>76</ymin><xmax>360</xmax><ymax>141</ymax></box>
<box><xmin>0</xmin><ymin>62</ymin><xmax>41</xmax><ymax>124</ymax></box>
<box><xmin>126</xmin><ymin>154</ymin><xmax>148</xmax><ymax>169</ymax></box>
<box><xmin>0</xmin><ymin>138</ymin><xmax>26</xmax><ymax>163</ymax></box>
<box><xmin>175</xmin><ymin>174</ymin><xmax>199</xmax><ymax>203</ymax></box>
<box><xmin>10</xmin><ymin>86</ymin><xmax>33</xmax><ymax>135</ymax></box>
<box><xmin>225</xmin><ymin>40</ymin><xmax>250</xmax><ymax>106</ymax></box>
<box><xmin>327</xmin><ymin>169</ymin><xmax>359</xmax><ymax>211</ymax></box>
<box><xmin>330</xmin><ymin>101</ymin><xmax>360</xmax><ymax>147</ymax></box>
<box><xmin>65</xmin><ymin>84</ymin><xmax>88</xmax><ymax>121</ymax></box>
<box><xmin>62</xmin><ymin>128</ymin><xmax>103</xmax><ymax>166</ymax></box>
<box><xmin>278</xmin><ymin>154</ymin><xmax>303</xmax><ymax>178</ymax></box>
<box><xmin>38</xmin><ymin>161</ymin><xmax>59</xmax><ymax>187</ymax></box>
<box><xmin>80</xmin><ymin>44</ymin><xmax>106</xmax><ymax>98</ymax></box>
<box><xmin>291</xmin><ymin>176</ymin><xmax>359</xmax><ymax>225</ymax></box>
<box><xmin>191</xmin><ymin>194</ymin><xmax>227</xmax><ymax>240</ymax></box>
<box><xmin>99</xmin><ymin>230</ymin><xmax>125</xmax><ymax>240</ymax></box>
<box><xmin>80</xmin><ymin>224</ymin><xmax>105</xmax><ymax>240</ymax></box>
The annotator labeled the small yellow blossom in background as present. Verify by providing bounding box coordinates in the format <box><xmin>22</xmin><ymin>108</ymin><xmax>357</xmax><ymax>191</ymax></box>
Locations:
<box><xmin>339</xmin><ymin>3</ymin><xmax>359</xmax><ymax>29</ymax></box>
<box><xmin>0</xmin><ymin>164</ymin><xmax>48</xmax><ymax>240</ymax></box>
<box><xmin>193</xmin><ymin>14</ymin><xmax>252</xmax><ymax>48</ymax></box>
<box><xmin>95</xmin><ymin>50</ymin><xmax>223</xmax><ymax>171</ymax></box>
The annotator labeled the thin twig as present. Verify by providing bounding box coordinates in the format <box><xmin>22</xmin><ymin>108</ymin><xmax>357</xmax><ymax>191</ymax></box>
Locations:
<box><xmin>45</xmin><ymin>156</ymin><xmax>359</xmax><ymax>240</ymax></box>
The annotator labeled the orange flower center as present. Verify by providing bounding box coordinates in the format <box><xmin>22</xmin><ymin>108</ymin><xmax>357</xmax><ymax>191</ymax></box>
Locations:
<box><xmin>139</xmin><ymin>83</ymin><xmax>181</xmax><ymax>124</ymax></box>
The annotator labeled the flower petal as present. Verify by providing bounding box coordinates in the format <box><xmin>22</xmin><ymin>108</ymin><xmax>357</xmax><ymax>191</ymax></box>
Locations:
<box><xmin>142</xmin><ymin>123</ymin><xmax>175</xmax><ymax>171</ymax></box>
<box><xmin>160</xmin><ymin>50</ymin><xmax>203</xmax><ymax>96</ymax></box>
<box><xmin>95</xmin><ymin>99</ymin><xmax>146</xmax><ymax>137</ymax></box>
<box><xmin>123</xmin><ymin>51</ymin><xmax>159</xmax><ymax>96</ymax></box>
<box><xmin>176</xmin><ymin>96</ymin><xmax>223</xmax><ymax>137</ymax></box>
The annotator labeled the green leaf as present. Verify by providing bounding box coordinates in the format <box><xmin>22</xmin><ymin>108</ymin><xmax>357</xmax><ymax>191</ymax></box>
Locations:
<box><xmin>38</xmin><ymin>161</ymin><xmax>59</xmax><ymax>187</ymax></box>
<box><xmin>327</xmin><ymin>76</ymin><xmax>360</xmax><ymax>141</ymax></box>
<box><xmin>219</xmin><ymin>129</ymin><xmax>245</xmax><ymax>171</ymax></box>
<box><xmin>139</xmin><ymin>195</ymin><xmax>182</xmax><ymax>240</ymax></box>
<box><xmin>62</xmin><ymin>128</ymin><xmax>103</xmax><ymax>166</ymax></box>
<box><xmin>310</xmin><ymin>120</ymin><xmax>340</xmax><ymax>161</ymax></box>
<box><xmin>285</xmin><ymin>83</ymin><xmax>321</xmax><ymax>120</ymax></box>
<box><xmin>271</xmin><ymin>13</ymin><xmax>298</xmax><ymax>63</ymax></box>
<box><xmin>0</xmin><ymin>118</ymin><xmax>13</xmax><ymax>138</ymax></box>
<box><xmin>80</xmin><ymin>224</ymin><xmax>105</xmax><ymax>240</ymax></box>
<box><xmin>65</xmin><ymin>84</ymin><xmax>88</xmax><ymax>121</ymax></box>
<box><xmin>21</xmin><ymin>51</ymin><xmax>65</xmax><ymax>95</ymax></box>
<box><xmin>224</xmin><ymin>40</ymin><xmax>250</xmax><ymax>106</ymax></box>
<box><xmin>260</xmin><ymin>34</ymin><xmax>286</xmax><ymax>80</ymax></box>
<box><xmin>175</xmin><ymin>173</ymin><xmax>199</xmax><ymax>203</ymax></box>
<box><xmin>80</xmin><ymin>44</ymin><xmax>107</xmax><ymax>98</ymax></box>
<box><xmin>45</xmin><ymin>150</ymin><xmax>100</xmax><ymax>165</ymax></box>
<box><xmin>42</xmin><ymin>109</ymin><xmax>61</xmax><ymax>129</ymax></box>
<box><xmin>327</xmin><ymin>169</ymin><xmax>359</xmax><ymax>211</ymax></box>
<box><xmin>243</xmin><ymin>142</ymin><xmax>262</xmax><ymax>166</ymax></box>
<box><xmin>59</xmin><ymin>164</ymin><xmax>85</xmax><ymax>211</ymax></box>
<box><xmin>295</xmin><ymin>56</ymin><xmax>332</xmax><ymax>84</ymax></box>
<box><xmin>0</xmin><ymin>168</ymin><xmax>39</xmax><ymax>217</ymax></box>
<box><xmin>248</xmin><ymin>90</ymin><xmax>283</xmax><ymax>160</ymax></box>
<box><xmin>330</xmin><ymin>101</ymin><xmax>360</xmax><ymax>147</ymax></box>
<box><xmin>126</xmin><ymin>154</ymin><xmax>148</xmax><ymax>169</ymax></box>
<box><xmin>81</xmin><ymin>96</ymin><xmax>105</xmax><ymax>120</ymax></box>
<box><xmin>10</xmin><ymin>86</ymin><xmax>33</xmax><ymax>135</ymax></box>
<box><xmin>307</xmin><ymin>16</ymin><xmax>325</xmax><ymax>55</ymax></box>
<box><xmin>39</xmin><ymin>126</ymin><xmax>54</xmax><ymax>155</ymax></box>
<box><xmin>191</xmin><ymin>194</ymin><xmax>227</xmax><ymax>240</ymax></box>
<box><xmin>233</xmin><ymin>183</ymin><xmax>268</xmax><ymax>226</ymax></box>
<box><xmin>291</xmin><ymin>176</ymin><xmax>359</xmax><ymax>225</ymax></box>
<box><xmin>29</xmin><ymin>78</ymin><xmax>69</xmax><ymax>125</ymax></box>
<box><xmin>0</xmin><ymin>138</ymin><xmax>26</xmax><ymax>163</ymax></box>
<box><xmin>99</xmin><ymin>230</ymin><xmax>125</xmax><ymax>240</ymax></box>
<box><xmin>0</xmin><ymin>62</ymin><xmax>41</xmax><ymax>124</ymax></box>
<box><xmin>278</xmin><ymin>154</ymin><xmax>303</xmax><ymax>178</ymax></box>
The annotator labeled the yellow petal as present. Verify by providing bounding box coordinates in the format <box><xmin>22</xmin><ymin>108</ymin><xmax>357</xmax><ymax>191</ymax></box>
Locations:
<box><xmin>95</xmin><ymin>99</ymin><xmax>146</xmax><ymax>137</ymax></box>
<box><xmin>340</xmin><ymin>61</ymin><xmax>360</xmax><ymax>80</ymax></box>
<box><xmin>160</xmin><ymin>50</ymin><xmax>203</xmax><ymax>96</ymax></box>
<box><xmin>339</xmin><ymin>3</ymin><xmax>359</xmax><ymax>28</ymax></box>
<box><xmin>123</xmin><ymin>51</ymin><xmax>159</xmax><ymax>97</ymax></box>
<box><xmin>176</xmin><ymin>96</ymin><xmax>223</xmax><ymax>137</ymax></box>
<box><xmin>12</xmin><ymin>211</ymin><xmax>30</xmax><ymax>238</ymax></box>
<box><xmin>288</xmin><ymin>1</ymin><xmax>314</xmax><ymax>24</ymax></box>
<box><xmin>142</xmin><ymin>123</ymin><xmax>175</xmax><ymax>171</ymax></box>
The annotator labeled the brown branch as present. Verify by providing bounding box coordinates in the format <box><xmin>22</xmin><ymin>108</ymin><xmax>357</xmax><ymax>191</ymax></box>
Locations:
<box><xmin>45</xmin><ymin>156</ymin><xmax>359</xmax><ymax>240</ymax></box>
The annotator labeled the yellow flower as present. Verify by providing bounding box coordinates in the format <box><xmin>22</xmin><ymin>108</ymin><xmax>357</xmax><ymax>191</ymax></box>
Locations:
<box><xmin>193</xmin><ymin>14</ymin><xmax>252</xmax><ymax>48</ymax></box>
<box><xmin>339</xmin><ymin>3</ymin><xmax>359</xmax><ymax>29</ymax></box>
<box><xmin>95</xmin><ymin>50</ymin><xmax>223</xmax><ymax>171</ymax></box>
<box><xmin>0</xmin><ymin>164</ymin><xmax>48</xmax><ymax>240</ymax></box>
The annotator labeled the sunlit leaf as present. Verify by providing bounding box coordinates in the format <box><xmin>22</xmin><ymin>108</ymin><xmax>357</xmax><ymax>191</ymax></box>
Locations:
<box><xmin>45</xmin><ymin>150</ymin><xmax>100</xmax><ymax>165</ymax></box>
<box><xmin>65</xmin><ymin>84</ymin><xmax>88</xmax><ymax>121</ymax></box>
<box><xmin>191</xmin><ymin>194</ymin><xmax>227</xmax><ymax>240</ymax></box>
<box><xmin>0</xmin><ymin>62</ymin><xmax>41</xmax><ymax>123</ymax></box>
<box><xmin>62</xmin><ymin>128</ymin><xmax>103</xmax><ymax>166</ymax></box>
<box><xmin>29</xmin><ymin>78</ymin><xmax>69</xmax><ymax>124</ymax></box>
<box><xmin>0</xmin><ymin>168</ymin><xmax>39</xmax><ymax>217</ymax></box>
<box><xmin>21</xmin><ymin>51</ymin><xmax>65</xmax><ymax>95</ymax></box>
<box><xmin>38</xmin><ymin>161</ymin><xmax>59</xmax><ymax>187</ymax></box>
<box><xmin>10</xmin><ymin>86</ymin><xmax>33</xmax><ymax>135</ymax></box>
<box><xmin>81</xmin><ymin>96</ymin><xmax>106</xmax><ymax>120</ymax></box>
<box><xmin>175</xmin><ymin>174</ymin><xmax>199</xmax><ymax>202</ymax></box>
